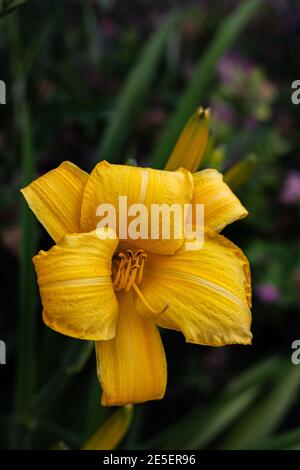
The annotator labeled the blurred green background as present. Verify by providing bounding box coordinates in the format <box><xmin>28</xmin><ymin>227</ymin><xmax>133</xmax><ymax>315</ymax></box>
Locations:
<box><xmin>1</xmin><ymin>0</ymin><xmax>300</xmax><ymax>450</ymax></box>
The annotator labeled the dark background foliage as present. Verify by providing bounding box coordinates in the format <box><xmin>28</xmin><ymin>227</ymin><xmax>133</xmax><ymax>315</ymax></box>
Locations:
<box><xmin>0</xmin><ymin>0</ymin><xmax>300</xmax><ymax>450</ymax></box>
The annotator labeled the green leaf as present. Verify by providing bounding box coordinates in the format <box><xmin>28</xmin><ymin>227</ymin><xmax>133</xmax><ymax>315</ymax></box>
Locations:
<box><xmin>151</xmin><ymin>0</ymin><xmax>263</xmax><ymax>169</ymax></box>
<box><xmin>6</xmin><ymin>12</ymin><xmax>38</xmax><ymax>449</ymax></box>
<box><xmin>96</xmin><ymin>13</ymin><xmax>179</xmax><ymax>165</ymax></box>
<box><xmin>219</xmin><ymin>362</ymin><xmax>300</xmax><ymax>449</ymax></box>
<box><xmin>145</xmin><ymin>388</ymin><xmax>257</xmax><ymax>450</ymax></box>
<box><xmin>226</xmin><ymin>356</ymin><xmax>280</xmax><ymax>396</ymax></box>
<box><xmin>66</xmin><ymin>341</ymin><xmax>94</xmax><ymax>375</ymax></box>
<box><xmin>18</xmin><ymin>340</ymin><xmax>94</xmax><ymax>449</ymax></box>
<box><xmin>17</xmin><ymin>101</ymin><xmax>37</xmax><ymax>418</ymax></box>
<box><xmin>83</xmin><ymin>371</ymin><xmax>108</xmax><ymax>440</ymax></box>
<box><xmin>23</xmin><ymin>1</ymin><xmax>67</xmax><ymax>76</ymax></box>
<box><xmin>33</xmin><ymin>341</ymin><xmax>94</xmax><ymax>418</ymax></box>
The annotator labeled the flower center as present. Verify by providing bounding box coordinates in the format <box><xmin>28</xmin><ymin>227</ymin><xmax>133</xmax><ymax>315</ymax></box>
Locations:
<box><xmin>112</xmin><ymin>249</ymin><xmax>167</xmax><ymax>315</ymax></box>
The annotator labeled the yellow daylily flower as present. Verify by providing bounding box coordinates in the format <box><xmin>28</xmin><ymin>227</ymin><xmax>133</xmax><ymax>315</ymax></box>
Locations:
<box><xmin>21</xmin><ymin>157</ymin><xmax>251</xmax><ymax>407</ymax></box>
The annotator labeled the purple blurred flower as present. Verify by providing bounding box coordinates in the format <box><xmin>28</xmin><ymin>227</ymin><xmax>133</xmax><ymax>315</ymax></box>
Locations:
<box><xmin>217</xmin><ymin>53</ymin><xmax>253</xmax><ymax>83</ymax></box>
<box><xmin>280</xmin><ymin>171</ymin><xmax>300</xmax><ymax>204</ymax></box>
<box><xmin>256</xmin><ymin>283</ymin><xmax>280</xmax><ymax>304</ymax></box>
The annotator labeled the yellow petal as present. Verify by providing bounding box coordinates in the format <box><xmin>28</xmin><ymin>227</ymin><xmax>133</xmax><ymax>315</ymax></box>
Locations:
<box><xmin>96</xmin><ymin>291</ymin><xmax>167</xmax><ymax>406</ymax></box>
<box><xmin>81</xmin><ymin>160</ymin><xmax>193</xmax><ymax>255</ymax></box>
<box><xmin>165</xmin><ymin>107</ymin><xmax>210</xmax><ymax>172</ymax></box>
<box><xmin>33</xmin><ymin>230</ymin><xmax>119</xmax><ymax>341</ymax></box>
<box><xmin>193</xmin><ymin>169</ymin><xmax>248</xmax><ymax>232</ymax></box>
<box><xmin>82</xmin><ymin>405</ymin><xmax>133</xmax><ymax>450</ymax></box>
<box><xmin>21</xmin><ymin>161</ymin><xmax>88</xmax><ymax>243</ymax></box>
<box><xmin>136</xmin><ymin>232</ymin><xmax>252</xmax><ymax>346</ymax></box>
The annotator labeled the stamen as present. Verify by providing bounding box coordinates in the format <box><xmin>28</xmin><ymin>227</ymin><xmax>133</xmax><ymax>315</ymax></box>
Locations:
<box><xmin>137</xmin><ymin>253</ymin><xmax>147</xmax><ymax>284</ymax></box>
<box><xmin>112</xmin><ymin>249</ymin><xmax>168</xmax><ymax>315</ymax></box>
<box><xmin>132</xmin><ymin>282</ymin><xmax>168</xmax><ymax>315</ymax></box>
<box><xmin>124</xmin><ymin>256</ymin><xmax>132</xmax><ymax>285</ymax></box>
